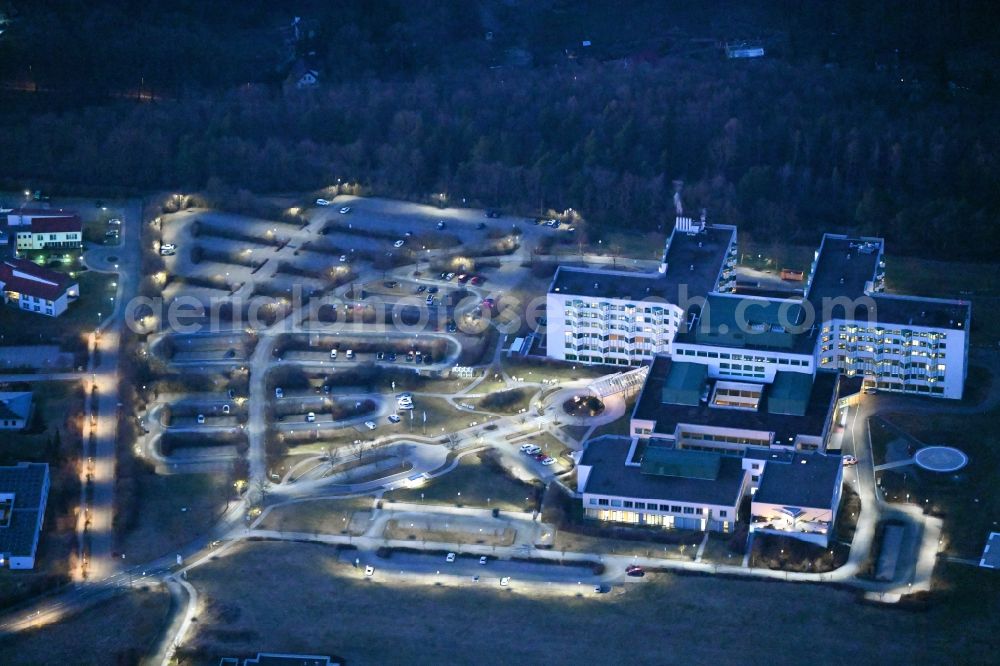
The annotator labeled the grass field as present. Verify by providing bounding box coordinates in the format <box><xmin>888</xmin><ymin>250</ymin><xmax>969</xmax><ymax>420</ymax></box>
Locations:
<box><xmin>180</xmin><ymin>540</ymin><xmax>998</xmax><ymax>665</ymax></box>
<box><xmin>875</xmin><ymin>404</ymin><xmax>1000</xmax><ymax>559</ymax></box>
<box><xmin>0</xmin><ymin>588</ymin><xmax>170</xmax><ymax>665</ymax></box>
<box><xmin>257</xmin><ymin>497</ymin><xmax>373</xmax><ymax>536</ymax></box>
<box><xmin>119</xmin><ymin>473</ymin><xmax>227</xmax><ymax>562</ymax></box>
<box><xmin>384</xmin><ymin>451</ymin><xmax>540</xmax><ymax>512</ymax></box>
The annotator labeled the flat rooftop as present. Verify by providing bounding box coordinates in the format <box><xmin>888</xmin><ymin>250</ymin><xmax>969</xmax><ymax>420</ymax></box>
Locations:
<box><xmin>0</xmin><ymin>463</ymin><xmax>48</xmax><ymax>560</ymax></box>
<box><xmin>867</xmin><ymin>295</ymin><xmax>970</xmax><ymax>331</ymax></box>
<box><xmin>549</xmin><ymin>224</ymin><xmax>734</xmax><ymax>303</ymax></box>
<box><xmin>632</xmin><ymin>356</ymin><xmax>839</xmax><ymax>446</ymax></box>
<box><xmin>581</xmin><ymin>436</ymin><xmax>746</xmax><ymax>506</ymax></box>
<box><xmin>807</xmin><ymin>235</ymin><xmax>883</xmax><ymax>305</ymax></box>
<box><xmin>677</xmin><ymin>293</ymin><xmax>815</xmax><ymax>353</ymax></box>
<box><xmin>752</xmin><ymin>451</ymin><xmax>842</xmax><ymax>509</ymax></box>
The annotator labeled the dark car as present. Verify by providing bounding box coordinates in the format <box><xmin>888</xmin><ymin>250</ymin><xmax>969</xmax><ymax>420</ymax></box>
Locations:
<box><xmin>626</xmin><ymin>565</ymin><xmax>645</xmax><ymax>577</ymax></box>
<box><xmin>386</xmin><ymin>352</ymin><xmax>397</xmax><ymax>362</ymax></box>
<box><xmin>376</xmin><ymin>351</ymin><xmax>385</xmax><ymax>361</ymax></box>
<box><xmin>428</xmin><ymin>286</ymin><xmax>439</xmax><ymax>293</ymax></box>
<box><xmin>485</xmin><ymin>210</ymin><xmax>500</xmax><ymax>218</ymax></box>
<box><xmin>416</xmin><ymin>285</ymin><xmax>427</xmax><ymax>293</ymax></box>
<box><xmin>477</xmin><ymin>222</ymin><xmax>487</xmax><ymax>230</ymax></box>
<box><xmin>423</xmin><ymin>354</ymin><xmax>433</xmax><ymax>365</ymax></box>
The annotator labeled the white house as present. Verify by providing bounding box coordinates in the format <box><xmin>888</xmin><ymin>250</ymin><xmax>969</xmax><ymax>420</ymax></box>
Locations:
<box><xmin>0</xmin><ymin>392</ymin><xmax>33</xmax><ymax>430</ymax></box>
<box><xmin>0</xmin><ymin>462</ymin><xmax>50</xmax><ymax>569</ymax></box>
<box><xmin>0</xmin><ymin>258</ymin><xmax>79</xmax><ymax>317</ymax></box>
<box><xmin>13</xmin><ymin>215</ymin><xmax>83</xmax><ymax>251</ymax></box>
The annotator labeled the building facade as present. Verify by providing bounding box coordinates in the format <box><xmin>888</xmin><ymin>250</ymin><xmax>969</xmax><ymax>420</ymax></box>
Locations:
<box><xmin>0</xmin><ymin>259</ymin><xmax>79</xmax><ymax>317</ymax></box>
<box><xmin>546</xmin><ymin>216</ymin><xmax>971</xmax><ymax>399</ymax></box>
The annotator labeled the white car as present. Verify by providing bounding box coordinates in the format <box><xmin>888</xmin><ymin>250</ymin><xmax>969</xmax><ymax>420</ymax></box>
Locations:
<box><xmin>108</xmin><ymin>218</ymin><xmax>122</xmax><ymax>225</ymax></box>
<box><xmin>345</xmin><ymin>349</ymin><xmax>354</xmax><ymax>360</ymax></box>
<box><xmin>364</xmin><ymin>421</ymin><xmax>376</xmax><ymax>430</ymax></box>
<box><xmin>365</xmin><ymin>565</ymin><xmax>375</xmax><ymax>576</ymax></box>
<box><xmin>339</xmin><ymin>255</ymin><xmax>348</xmax><ymax>262</ymax></box>
<box><xmin>500</xmin><ymin>576</ymin><xmax>510</xmax><ymax>587</ymax></box>
<box><xmin>393</xmin><ymin>239</ymin><xmax>405</xmax><ymax>248</ymax></box>
<box><xmin>479</xmin><ymin>556</ymin><xmax>488</xmax><ymax>565</ymax></box>
<box><xmin>275</xmin><ymin>387</ymin><xmax>284</xmax><ymax>399</ymax></box>
<box><xmin>306</xmin><ymin>412</ymin><xmax>316</xmax><ymax>422</ymax></box>
<box><xmin>330</xmin><ymin>349</ymin><xmax>337</xmax><ymax>359</ymax></box>
<box><xmin>316</xmin><ymin>198</ymin><xmax>331</xmax><ymax>206</ymax></box>
<box><xmin>387</xmin><ymin>414</ymin><xmax>401</xmax><ymax>423</ymax></box>
<box><xmin>339</xmin><ymin>206</ymin><xmax>352</xmax><ymax>214</ymax></box>
<box><xmin>522</xmin><ymin>445</ymin><xmax>541</xmax><ymax>456</ymax></box>
<box><xmin>446</xmin><ymin>552</ymin><xmax>456</xmax><ymax>563</ymax></box>
<box><xmin>541</xmin><ymin>457</ymin><xmax>555</xmax><ymax>466</ymax></box>
<box><xmin>196</xmin><ymin>414</ymin><xmax>206</xmax><ymax>424</ymax></box>
<box><xmin>842</xmin><ymin>455</ymin><xmax>858</xmax><ymax>466</ymax></box>
<box><xmin>445</xmin><ymin>272</ymin><xmax>455</xmax><ymax>281</ymax></box>
<box><xmin>519</xmin><ymin>443</ymin><xmax>536</xmax><ymax>453</ymax></box>
<box><xmin>222</xmin><ymin>404</ymin><xmax>230</xmax><ymax>414</ymax></box>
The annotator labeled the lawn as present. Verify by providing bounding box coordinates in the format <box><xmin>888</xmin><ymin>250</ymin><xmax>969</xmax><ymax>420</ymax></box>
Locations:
<box><xmin>384</xmin><ymin>450</ymin><xmax>541</xmax><ymax>512</ymax></box>
<box><xmin>0</xmin><ymin>271</ymin><xmax>116</xmax><ymax>345</ymax></box>
<box><xmin>0</xmin><ymin>588</ymin><xmax>170</xmax><ymax>665</ymax></box>
<box><xmin>875</xmin><ymin>405</ymin><xmax>1000</xmax><ymax>559</ymax></box>
<box><xmin>180</xmin><ymin>540</ymin><xmax>999</xmax><ymax>665</ymax></box>
<box><xmin>257</xmin><ymin>497</ymin><xmax>374</xmax><ymax>536</ymax></box>
<box><xmin>0</xmin><ymin>381</ymin><xmax>82</xmax><ymax>464</ymax></box>
<box><xmin>502</xmin><ymin>357</ymin><xmax>613</xmax><ymax>384</ymax></box>
<box><xmin>118</xmin><ymin>473</ymin><xmax>228</xmax><ymax>563</ymax></box>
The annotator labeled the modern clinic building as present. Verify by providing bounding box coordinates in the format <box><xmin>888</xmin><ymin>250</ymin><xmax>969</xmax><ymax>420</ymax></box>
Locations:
<box><xmin>548</xmin><ymin>213</ymin><xmax>970</xmax><ymax>399</ymax></box>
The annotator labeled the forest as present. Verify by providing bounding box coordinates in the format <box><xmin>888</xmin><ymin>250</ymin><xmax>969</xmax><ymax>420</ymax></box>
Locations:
<box><xmin>0</xmin><ymin>0</ymin><xmax>997</xmax><ymax>259</ymax></box>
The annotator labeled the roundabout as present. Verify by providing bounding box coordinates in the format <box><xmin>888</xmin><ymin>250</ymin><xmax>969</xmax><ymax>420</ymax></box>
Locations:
<box><xmin>913</xmin><ymin>446</ymin><xmax>968</xmax><ymax>473</ymax></box>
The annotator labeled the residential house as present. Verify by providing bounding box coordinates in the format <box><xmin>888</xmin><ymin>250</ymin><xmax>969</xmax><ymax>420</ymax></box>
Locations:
<box><xmin>0</xmin><ymin>391</ymin><xmax>32</xmax><ymax>430</ymax></box>
<box><xmin>0</xmin><ymin>258</ymin><xmax>80</xmax><ymax>317</ymax></box>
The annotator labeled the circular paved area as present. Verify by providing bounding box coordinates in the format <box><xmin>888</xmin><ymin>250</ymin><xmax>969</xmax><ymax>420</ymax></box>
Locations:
<box><xmin>914</xmin><ymin>446</ymin><xmax>968</xmax><ymax>473</ymax></box>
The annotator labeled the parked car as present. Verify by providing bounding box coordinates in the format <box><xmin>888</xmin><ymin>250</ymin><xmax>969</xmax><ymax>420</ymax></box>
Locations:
<box><xmin>428</xmin><ymin>286</ymin><xmax>439</xmax><ymax>294</ymax></box>
<box><xmin>108</xmin><ymin>218</ymin><xmax>122</xmax><ymax>225</ymax></box>
<box><xmin>339</xmin><ymin>255</ymin><xmax>348</xmax><ymax>263</ymax></box>
<box><xmin>522</xmin><ymin>445</ymin><xmax>541</xmax><ymax>456</ymax></box>
<box><xmin>197</xmin><ymin>414</ymin><xmax>206</xmax><ymax>424</ymax></box>
<box><xmin>386</xmin><ymin>352</ymin><xmax>397</xmax><ymax>362</ymax></box>
<box><xmin>384</xmin><ymin>280</ymin><xmax>399</xmax><ymax>288</ymax></box>
<box><xmin>842</xmin><ymin>455</ymin><xmax>858</xmax><ymax>466</ymax></box>
<box><xmin>393</xmin><ymin>239</ymin><xmax>405</xmax><ymax>248</ymax></box>
<box><xmin>306</xmin><ymin>412</ymin><xmax>316</xmax><ymax>422</ymax></box>
<box><xmin>479</xmin><ymin>556</ymin><xmax>488</xmax><ymax>565</ymax></box>
<box><xmin>446</xmin><ymin>552</ymin><xmax>456</xmax><ymax>563</ymax></box>
<box><xmin>485</xmin><ymin>210</ymin><xmax>500</xmax><ymax>218</ymax></box>
<box><xmin>541</xmin><ymin>457</ymin><xmax>556</xmax><ymax>466</ymax></box>
<box><xmin>159</xmin><ymin>242</ymin><xmax>176</xmax><ymax>253</ymax></box>
<box><xmin>445</xmin><ymin>272</ymin><xmax>455</xmax><ymax>281</ymax></box>
<box><xmin>364</xmin><ymin>421</ymin><xmax>376</xmax><ymax>430</ymax></box>
<box><xmin>626</xmin><ymin>565</ymin><xmax>645</xmax><ymax>577</ymax></box>
<box><xmin>470</xmin><ymin>276</ymin><xmax>483</xmax><ymax>285</ymax></box>
<box><xmin>437</xmin><ymin>220</ymin><xmax>446</xmax><ymax>229</ymax></box>
<box><xmin>387</xmin><ymin>414</ymin><xmax>401</xmax><ymax>423</ymax></box>
<box><xmin>426</xmin><ymin>295</ymin><xmax>435</xmax><ymax>306</ymax></box>
<box><xmin>477</xmin><ymin>222</ymin><xmax>487</xmax><ymax>230</ymax></box>
<box><xmin>274</xmin><ymin>387</ymin><xmax>284</xmax><ymax>399</ymax></box>
<box><xmin>482</xmin><ymin>297</ymin><xmax>495</xmax><ymax>309</ymax></box>
<box><xmin>376</xmin><ymin>351</ymin><xmax>385</xmax><ymax>361</ymax></box>
<box><xmin>339</xmin><ymin>206</ymin><xmax>352</xmax><ymax>214</ymax></box>
<box><xmin>330</xmin><ymin>349</ymin><xmax>338</xmax><ymax>359</ymax></box>
<box><xmin>534</xmin><ymin>453</ymin><xmax>547</xmax><ymax>461</ymax></box>
<box><xmin>222</xmin><ymin>404</ymin><xmax>230</xmax><ymax>414</ymax></box>
<box><xmin>365</xmin><ymin>565</ymin><xmax>375</xmax><ymax>576</ymax></box>
<box><xmin>315</xmin><ymin>198</ymin><xmax>331</xmax><ymax>206</ymax></box>
<box><xmin>345</xmin><ymin>349</ymin><xmax>354</xmax><ymax>360</ymax></box>
<box><xmin>416</xmin><ymin>285</ymin><xmax>427</xmax><ymax>293</ymax></box>
<box><xmin>500</xmin><ymin>576</ymin><xmax>510</xmax><ymax>587</ymax></box>
<box><xmin>457</xmin><ymin>274</ymin><xmax>468</xmax><ymax>283</ymax></box>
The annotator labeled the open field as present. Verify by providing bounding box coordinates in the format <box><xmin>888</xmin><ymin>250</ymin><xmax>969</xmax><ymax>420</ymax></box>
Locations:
<box><xmin>257</xmin><ymin>497</ymin><xmax>373</xmax><ymax>536</ymax></box>
<box><xmin>384</xmin><ymin>451</ymin><xmax>541</xmax><ymax>512</ymax></box>
<box><xmin>118</xmin><ymin>473</ymin><xmax>228</xmax><ymax>563</ymax></box>
<box><xmin>180</xmin><ymin>540</ymin><xmax>998</xmax><ymax>665</ymax></box>
<box><xmin>0</xmin><ymin>587</ymin><xmax>170</xmax><ymax>665</ymax></box>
